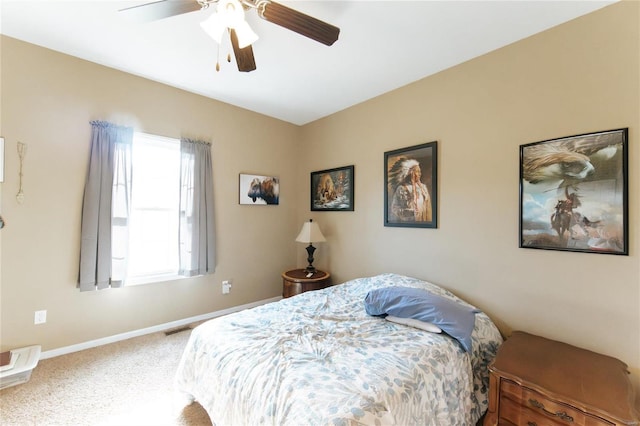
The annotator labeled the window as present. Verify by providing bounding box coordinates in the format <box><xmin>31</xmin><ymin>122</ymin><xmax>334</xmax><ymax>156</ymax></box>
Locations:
<box><xmin>127</xmin><ymin>132</ymin><xmax>181</xmax><ymax>284</ymax></box>
<box><xmin>80</xmin><ymin>121</ymin><xmax>215</xmax><ymax>292</ymax></box>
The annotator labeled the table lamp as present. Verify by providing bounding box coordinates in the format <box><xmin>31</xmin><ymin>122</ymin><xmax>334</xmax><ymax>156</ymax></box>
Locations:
<box><xmin>295</xmin><ymin>219</ymin><xmax>326</xmax><ymax>273</ymax></box>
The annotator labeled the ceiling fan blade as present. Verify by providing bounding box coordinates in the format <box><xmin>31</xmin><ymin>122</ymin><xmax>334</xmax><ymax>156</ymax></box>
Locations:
<box><xmin>260</xmin><ymin>1</ymin><xmax>340</xmax><ymax>46</ymax></box>
<box><xmin>230</xmin><ymin>29</ymin><xmax>257</xmax><ymax>72</ymax></box>
<box><xmin>119</xmin><ymin>0</ymin><xmax>202</xmax><ymax>23</ymax></box>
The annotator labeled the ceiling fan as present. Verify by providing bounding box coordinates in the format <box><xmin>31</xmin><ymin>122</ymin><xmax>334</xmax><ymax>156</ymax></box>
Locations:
<box><xmin>120</xmin><ymin>0</ymin><xmax>340</xmax><ymax>72</ymax></box>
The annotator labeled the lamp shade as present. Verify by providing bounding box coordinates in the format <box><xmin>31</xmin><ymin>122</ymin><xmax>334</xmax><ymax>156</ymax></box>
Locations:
<box><xmin>295</xmin><ymin>220</ymin><xmax>326</xmax><ymax>244</ymax></box>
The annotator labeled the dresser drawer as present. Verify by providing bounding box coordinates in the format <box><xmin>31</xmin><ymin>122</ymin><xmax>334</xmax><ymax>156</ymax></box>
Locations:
<box><xmin>500</xmin><ymin>379</ymin><xmax>613</xmax><ymax>426</ymax></box>
<box><xmin>500</xmin><ymin>396</ymin><xmax>563</xmax><ymax>426</ymax></box>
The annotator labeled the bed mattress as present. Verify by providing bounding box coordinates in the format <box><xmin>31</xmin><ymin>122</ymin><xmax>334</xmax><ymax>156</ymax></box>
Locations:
<box><xmin>175</xmin><ymin>273</ymin><xmax>503</xmax><ymax>425</ymax></box>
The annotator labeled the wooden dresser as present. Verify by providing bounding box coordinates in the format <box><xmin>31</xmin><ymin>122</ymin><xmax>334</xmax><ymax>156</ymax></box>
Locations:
<box><xmin>484</xmin><ymin>331</ymin><xmax>638</xmax><ymax>426</ymax></box>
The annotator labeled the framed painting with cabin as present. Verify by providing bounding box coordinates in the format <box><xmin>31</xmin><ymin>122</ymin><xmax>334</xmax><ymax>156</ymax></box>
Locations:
<box><xmin>310</xmin><ymin>165</ymin><xmax>354</xmax><ymax>211</ymax></box>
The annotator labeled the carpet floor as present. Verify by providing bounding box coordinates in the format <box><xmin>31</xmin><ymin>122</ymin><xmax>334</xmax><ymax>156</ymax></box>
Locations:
<box><xmin>0</xmin><ymin>326</ymin><xmax>211</xmax><ymax>426</ymax></box>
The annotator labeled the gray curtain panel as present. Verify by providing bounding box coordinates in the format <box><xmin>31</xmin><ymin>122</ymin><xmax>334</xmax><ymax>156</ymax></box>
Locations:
<box><xmin>179</xmin><ymin>138</ymin><xmax>216</xmax><ymax>276</ymax></box>
<box><xmin>79</xmin><ymin>121</ymin><xmax>133</xmax><ymax>291</ymax></box>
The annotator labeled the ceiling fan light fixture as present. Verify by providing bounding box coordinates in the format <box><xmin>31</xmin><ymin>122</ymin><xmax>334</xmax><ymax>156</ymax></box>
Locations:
<box><xmin>234</xmin><ymin>20</ymin><xmax>259</xmax><ymax>48</ymax></box>
<box><xmin>200</xmin><ymin>0</ymin><xmax>258</xmax><ymax>48</ymax></box>
<box><xmin>200</xmin><ymin>13</ymin><xmax>226</xmax><ymax>44</ymax></box>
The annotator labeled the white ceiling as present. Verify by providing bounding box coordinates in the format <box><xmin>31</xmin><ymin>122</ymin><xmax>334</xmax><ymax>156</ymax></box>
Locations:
<box><xmin>0</xmin><ymin>0</ymin><xmax>615</xmax><ymax>125</ymax></box>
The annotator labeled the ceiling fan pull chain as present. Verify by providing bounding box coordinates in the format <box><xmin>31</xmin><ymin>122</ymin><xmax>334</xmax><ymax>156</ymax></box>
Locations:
<box><xmin>216</xmin><ymin>43</ymin><xmax>221</xmax><ymax>72</ymax></box>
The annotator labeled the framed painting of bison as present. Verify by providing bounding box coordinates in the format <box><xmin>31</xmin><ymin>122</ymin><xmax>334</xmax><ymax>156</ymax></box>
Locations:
<box><xmin>240</xmin><ymin>174</ymin><xmax>280</xmax><ymax>205</ymax></box>
<box><xmin>311</xmin><ymin>165</ymin><xmax>354</xmax><ymax>211</ymax></box>
<box><xmin>519</xmin><ymin>128</ymin><xmax>628</xmax><ymax>255</ymax></box>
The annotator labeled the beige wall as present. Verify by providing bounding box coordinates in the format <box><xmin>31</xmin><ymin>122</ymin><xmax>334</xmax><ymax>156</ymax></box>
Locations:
<box><xmin>0</xmin><ymin>36</ymin><xmax>301</xmax><ymax>350</ymax></box>
<box><xmin>1</xmin><ymin>0</ymin><xmax>639</xmax><ymax>400</ymax></box>
<box><xmin>298</xmin><ymin>1</ymin><xmax>640</xmax><ymax>397</ymax></box>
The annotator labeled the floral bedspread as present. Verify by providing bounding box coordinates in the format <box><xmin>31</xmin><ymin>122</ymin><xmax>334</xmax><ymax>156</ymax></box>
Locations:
<box><xmin>174</xmin><ymin>273</ymin><xmax>503</xmax><ymax>425</ymax></box>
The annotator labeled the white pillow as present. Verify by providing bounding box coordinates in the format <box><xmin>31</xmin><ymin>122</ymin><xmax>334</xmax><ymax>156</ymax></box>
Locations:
<box><xmin>385</xmin><ymin>315</ymin><xmax>442</xmax><ymax>333</ymax></box>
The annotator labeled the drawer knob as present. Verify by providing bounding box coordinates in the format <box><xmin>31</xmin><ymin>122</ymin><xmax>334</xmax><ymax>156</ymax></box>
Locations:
<box><xmin>527</xmin><ymin>422</ymin><xmax>537</xmax><ymax>426</ymax></box>
<box><xmin>528</xmin><ymin>399</ymin><xmax>574</xmax><ymax>422</ymax></box>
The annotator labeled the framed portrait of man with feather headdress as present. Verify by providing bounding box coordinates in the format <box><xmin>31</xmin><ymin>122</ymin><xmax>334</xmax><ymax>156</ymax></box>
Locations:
<box><xmin>384</xmin><ymin>142</ymin><xmax>438</xmax><ymax>228</ymax></box>
<box><xmin>519</xmin><ymin>128</ymin><xmax>628</xmax><ymax>255</ymax></box>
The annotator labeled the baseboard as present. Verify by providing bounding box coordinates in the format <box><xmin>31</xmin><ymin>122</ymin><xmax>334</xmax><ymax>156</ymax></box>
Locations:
<box><xmin>40</xmin><ymin>296</ymin><xmax>282</xmax><ymax>360</ymax></box>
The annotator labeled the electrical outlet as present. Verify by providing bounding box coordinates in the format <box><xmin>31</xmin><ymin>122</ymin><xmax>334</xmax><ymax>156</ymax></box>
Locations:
<box><xmin>222</xmin><ymin>280</ymin><xmax>232</xmax><ymax>295</ymax></box>
<box><xmin>34</xmin><ymin>310</ymin><xmax>47</xmax><ymax>325</ymax></box>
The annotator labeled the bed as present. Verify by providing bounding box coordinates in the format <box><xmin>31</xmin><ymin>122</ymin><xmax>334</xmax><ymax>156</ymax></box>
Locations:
<box><xmin>175</xmin><ymin>273</ymin><xmax>503</xmax><ymax>425</ymax></box>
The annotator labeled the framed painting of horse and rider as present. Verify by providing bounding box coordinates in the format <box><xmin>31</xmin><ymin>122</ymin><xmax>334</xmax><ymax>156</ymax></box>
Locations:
<box><xmin>519</xmin><ymin>128</ymin><xmax>628</xmax><ymax>255</ymax></box>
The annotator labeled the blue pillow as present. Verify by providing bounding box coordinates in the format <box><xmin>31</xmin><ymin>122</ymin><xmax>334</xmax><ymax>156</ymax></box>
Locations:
<box><xmin>364</xmin><ymin>286</ymin><xmax>480</xmax><ymax>352</ymax></box>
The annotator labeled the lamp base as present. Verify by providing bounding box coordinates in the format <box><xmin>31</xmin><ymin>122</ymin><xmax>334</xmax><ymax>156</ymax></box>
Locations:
<box><xmin>304</xmin><ymin>243</ymin><xmax>317</xmax><ymax>274</ymax></box>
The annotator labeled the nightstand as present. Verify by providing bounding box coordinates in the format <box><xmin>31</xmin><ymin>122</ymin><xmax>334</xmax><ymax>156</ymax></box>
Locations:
<box><xmin>484</xmin><ymin>331</ymin><xmax>638</xmax><ymax>426</ymax></box>
<box><xmin>281</xmin><ymin>269</ymin><xmax>331</xmax><ymax>298</ymax></box>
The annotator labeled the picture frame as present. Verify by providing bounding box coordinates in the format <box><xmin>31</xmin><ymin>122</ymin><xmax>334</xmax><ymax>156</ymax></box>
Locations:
<box><xmin>519</xmin><ymin>128</ymin><xmax>628</xmax><ymax>255</ymax></box>
<box><xmin>239</xmin><ymin>173</ymin><xmax>279</xmax><ymax>205</ymax></box>
<box><xmin>384</xmin><ymin>141</ymin><xmax>437</xmax><ymax>228</ymax></box>
<box><xmin>310</xmin><ymin>165</ymin><xmax>354</xmax><ymax>211</ymax></box>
